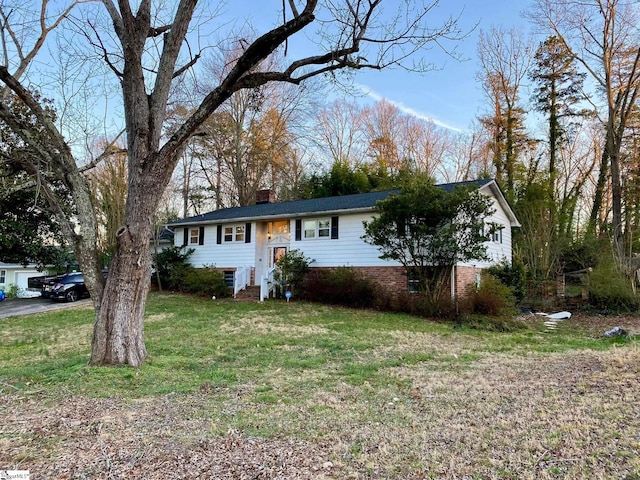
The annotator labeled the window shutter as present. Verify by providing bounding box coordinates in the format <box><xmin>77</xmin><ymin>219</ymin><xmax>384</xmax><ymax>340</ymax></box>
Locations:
<box><xmin>295</xmin><ymin>219</ymin><xmax>302</xmax><ymax>241</ymax></box>
<box><xmin>245</xmin><ymin>223</ymin><xmax>252</xmax><ymax>243</ymax></box>
<box><xmin>182</xmin><ymin>228</ymin><xmax>188</xmax><ymax>246</ymax></box>
<box><xmin>199</xmin><ymin>226</ymin><xmax>205</xmax><ymax>245</ymax></box>
<box><xmin>397</xmin><ymin>219</ymin><xmax>406</xmax><ymax>237</ymax></box>
<box><xmin>216</xmin><ymin>225</ymin><xmax>222</xmax><ymax>244</ymax></box>
<box><xmin>331</xmin><ymin>216</ymin><xmax>339</xmax><ymax>239</ymax></box>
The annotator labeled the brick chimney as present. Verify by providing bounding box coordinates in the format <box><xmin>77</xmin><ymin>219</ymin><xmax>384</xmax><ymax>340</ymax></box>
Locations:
<box><xmin>256</xmin><ymin>189</ymin><xmax>276</xmax><ymax>204</ymax></box>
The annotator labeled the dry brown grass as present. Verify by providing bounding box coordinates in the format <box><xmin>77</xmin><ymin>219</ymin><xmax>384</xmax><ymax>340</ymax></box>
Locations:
<box><xmin>3</xmin><ymin>347</ymin><xmax>639</xmax><ymax>478</ymax></box>
<box><xmin>2</xmin><ymin>302</ymin><xmax>640</xmax><ymax>479</ymax></box>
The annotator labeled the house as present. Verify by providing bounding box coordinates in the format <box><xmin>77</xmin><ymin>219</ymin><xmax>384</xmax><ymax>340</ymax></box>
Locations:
<box><xmin>151</xmin><ymin>227</ymin><xmax>175</xmax><ymax>252</ymax></box>
<box><xmin>0</xmin><ymin>262</ymin><xmax>43</xmax><ymax>297</ymax></box>
<box><xmin>167</xmin><ymin>179</ymin><xmax>520</xmax><ymax>301</ymax></box>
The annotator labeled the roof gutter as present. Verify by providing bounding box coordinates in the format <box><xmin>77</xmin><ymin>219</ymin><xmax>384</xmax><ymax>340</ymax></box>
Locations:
<box><xmin>169</xmin><ymin>206</ymin><xmax>379</xmax><ymax>227</ymax></box>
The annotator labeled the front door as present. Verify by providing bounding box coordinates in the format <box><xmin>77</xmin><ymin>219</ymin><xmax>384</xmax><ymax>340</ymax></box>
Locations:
<box><xmin>273</xmin><ymin>247</ymin><xmax>287</xmax><ymax>266</ymax></box>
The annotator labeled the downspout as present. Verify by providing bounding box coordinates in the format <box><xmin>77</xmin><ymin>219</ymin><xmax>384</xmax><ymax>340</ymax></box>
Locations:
<box><xmin>452</xmin><ymin>264</ymin><xmax>460</xmax><ymax>324</ymax></box>
<box><xmin>451</xmin><ymin>265</ymin><xmax>456</xmax><ymax>302</ymax></box>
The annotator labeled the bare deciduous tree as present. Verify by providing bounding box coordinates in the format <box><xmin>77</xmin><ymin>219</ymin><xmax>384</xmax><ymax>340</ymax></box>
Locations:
<box><xmin>477</xmin><ymin>27</ymin><xmax>535</xmax><ymax>199</ymax></box>
<box><xmin>87</xmin><ymin>143</ymin><xmax>128</xmax><ymax>263</ymax></box>
<box><xmin>314</xmin><ymin>98</ymin><xmax>366</xmax><ymax>166</ymax></box>
<box><xmin>0</xmin><ymin>0</ymin><xmax>465</xmax><ymax>366</ymax></box>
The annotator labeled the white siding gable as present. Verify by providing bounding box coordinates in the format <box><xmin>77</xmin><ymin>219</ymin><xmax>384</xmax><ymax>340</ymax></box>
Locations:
<box><xmin>461</xmin><ymin>195</ymin><xmax>513</xmax><ymax>268</ymax></box>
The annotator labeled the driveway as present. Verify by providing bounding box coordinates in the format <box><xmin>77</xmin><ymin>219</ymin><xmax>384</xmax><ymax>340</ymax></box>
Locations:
<box><xmin>0</xmin><ymin>297</ymin><xmax>92</xmax><ymax>320</ymax></box>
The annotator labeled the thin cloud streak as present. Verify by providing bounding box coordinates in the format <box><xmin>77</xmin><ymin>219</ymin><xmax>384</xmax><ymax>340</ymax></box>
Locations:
<box><xmin>354</xmin><ymin>83</ymin><xmax>464</xmax><ymax>133</ymax></box>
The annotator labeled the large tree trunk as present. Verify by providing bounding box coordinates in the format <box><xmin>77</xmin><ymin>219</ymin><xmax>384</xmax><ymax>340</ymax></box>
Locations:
<box><xmin>89</xmin><ymin>171</ymin><xmax>161</xmax><ymax>366</ymax></box>
<box><xmin>588</xmin><ymin>134</ymin><xmax>610</xmax><ymax>236</ymax></box>
<box><xmin>90</xmin><ymin>232</ymin><xmax>150</xmax><ymax>367</ymax></box>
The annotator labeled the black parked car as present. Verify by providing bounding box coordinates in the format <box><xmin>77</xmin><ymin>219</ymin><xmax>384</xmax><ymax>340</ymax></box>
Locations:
<box><xmin>29</xmin><ymin>273</ymin><xmax>67</xmax><ymax>298</ymax></box>
<box><xmin>49</xmin><ymin>273</ymin><xmax>89</xmax><ymax>302</ymax></box>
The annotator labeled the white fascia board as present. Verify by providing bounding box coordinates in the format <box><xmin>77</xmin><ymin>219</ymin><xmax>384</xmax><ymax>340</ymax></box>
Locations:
<box><xmin>479</xmin><ymin>180</ymin><xmax>521</xmax><ymax>228</ymax></box>
<box><xmin>171</xmin><ymin>207</ymin><xmax>377</xmax><ymax>227</ymax></box>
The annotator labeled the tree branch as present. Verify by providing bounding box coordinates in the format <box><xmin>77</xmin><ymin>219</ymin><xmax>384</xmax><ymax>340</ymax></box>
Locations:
<box><xmin>158</xmin><ymin>0</ymin><xmax>318</xmax><ymax>160</ymax></box>
<box><xmin>0</xmin><ymin>66</ymin><xmax>69</xmax><ymax>156</ymax></box>
<box><xmin>79</xmin><ymin>129</ymin><xmax>127</xmax><ymax>173</ymax></box>
<box><xmin>1</xmin><ymin>0</ymin><xmax>86</xmax><ymax>98</ymax></box>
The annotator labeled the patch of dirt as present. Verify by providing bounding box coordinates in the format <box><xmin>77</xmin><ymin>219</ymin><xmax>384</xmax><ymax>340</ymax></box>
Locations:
<box><xmin>565</xmin><ymin>312</ymin><xmax>640</xmax><ymax>336</ymax></box>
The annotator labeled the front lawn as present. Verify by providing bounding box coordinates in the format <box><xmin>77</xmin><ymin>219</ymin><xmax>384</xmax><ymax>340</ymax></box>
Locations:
<box><xmin>1</xmin><ymin>293</ymin><xmax>639</xmax><ymax>479</ymax></box>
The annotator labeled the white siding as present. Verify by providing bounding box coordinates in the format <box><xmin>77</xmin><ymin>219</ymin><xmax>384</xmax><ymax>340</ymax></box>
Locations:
<box><xmin>291</xmin><ymin>204</ymin><xmax>515</xmax><ymax>269</ymax></box>
<box><xmin>291</xmin><ymin>213</ymin><xmax>401</xmax><ymax>267</ymax></box>
<box><xmin>461</xmin><ymin>196</ymin><xmax>513</xmax><ymax>268</ymax></box>
<box><xmin>174</xmin><ymin>225</ymin><xmax>255</xmax><ymax>268</ymax></box>
<box><xmin>173</xmin><ymin>188</ymin><xmax>516</xmax><ymax>272</ymax></box>
<box><xmin>0</xmin><ymin>264</ymin><xmax>40</xmax><ymax>290</ymax></box>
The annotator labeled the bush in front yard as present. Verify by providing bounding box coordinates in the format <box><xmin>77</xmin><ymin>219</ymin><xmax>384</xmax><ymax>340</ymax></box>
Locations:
<box><xmin>486</xmin><ymin>259</ymin><xmax>526</xmax><ymax>303</ymax></box>
<box><xmin>303</xmin><ymin>267</ymin><xmax>377</xmax><ymax>308</ymax></box>
<box><xmin>274</xmin><ymin>249</ymin><xmax>313</xmax><ymax>297</ymax></box>
<box><xmin>588</xmin><ymin>261</ymin><xmax>639</xmax><ymax>312</ymax></box>
<box><xmin>182</xmin><ymin>267</ymin><xmax>229</xmax><ymax>298</ymax></box>
<box><xmin>153</xmin><ymin>246</ymin><xmax>194</xmax><ymax>291</ymax></box>
<box><xmin>467</xmin><ymin>272</ymin><xmax>516</xmax><ymax>317</ymax></box>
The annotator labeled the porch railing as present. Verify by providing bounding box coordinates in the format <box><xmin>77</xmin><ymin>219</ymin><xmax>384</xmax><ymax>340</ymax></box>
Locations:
<box><xmin>233</xmin><ymin>266</ymin><xmax>251</xmax><ymax>298</ymax></box>
<box><xmin>260</xmin><ymin>266</ymin><xmax>278</xmax><ymax>302</ymax></box>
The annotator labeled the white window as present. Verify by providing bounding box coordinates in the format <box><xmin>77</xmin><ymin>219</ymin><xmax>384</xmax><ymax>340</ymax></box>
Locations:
<box><xmin>190</xmin><ymin>228</ymin><xmax>200</xmax><ymax>244</ymax></box>
<box><xmin>224</xmin><ymin>225</ymin><xmax>245</xmax><ymax>242</ymax></box>
<box><xmin>303</xmin><ymin>220</ymin><xmax>316</xmax><ymax>239</ymax></box>
<box><xmin>318</xmin><ymin>219</ymin><xmax>330</xmax><ymax>237</ymax></box>
<box><xmin>492</xmin><ymin>229</ymin><xmax>503</xmax><ymax>243</ymax></box>
<box><xmin>0</xmin><ymin>269</ymin><xmax>5</xmax><ymax>284</ymax></box>
<box><xmin>407</xmin><ymin>270</ymin><xmax>420</xmax><ymax>294</ymax></box>
<box><xmin>304</xmin><ymin>218</ymin><xmax>330</xmax><ymax>239</ymax></box>
<box><xmin>224</xmin><ymin>226</ymin><xmax>233</xmax><ymax>242</ymax></box>
<box><xmin>269</xmin><ymin>220</ymin><xmax>289</xmax><ymax>235</ymax></box>
<box><xmin>235</xmin><ymin>225</ymin><xmax>245</xmax><ymax>242</ymax></box>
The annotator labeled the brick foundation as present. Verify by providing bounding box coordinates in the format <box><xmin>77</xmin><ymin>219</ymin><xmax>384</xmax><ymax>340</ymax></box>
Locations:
<box><xmin>454</xmin><ymin>266</ymin><xmax>482</xmax><ymax>300</ymax></box>
<box><xmin>307</xmin><ymin>266</ymin><xmax>407</xmax><ymax>296</ymax></box>
<box><xmin>308</xmin><ymin>265</ymin><xmax>483</xmax><ymax>301</ymax></box>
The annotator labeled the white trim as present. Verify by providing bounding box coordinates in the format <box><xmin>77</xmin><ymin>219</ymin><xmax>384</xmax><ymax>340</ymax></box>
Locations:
<box><xmin>479</xmin><ymin>180</ymin><xmax>520</xmax><ymax>227</ymax></box>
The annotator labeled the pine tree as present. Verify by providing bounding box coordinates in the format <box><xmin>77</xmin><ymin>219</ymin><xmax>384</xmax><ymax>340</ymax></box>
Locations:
<box><xmin>530</xmin><ymin>35</ymin><xmax>586</xmax><ymax>205</ymax></box>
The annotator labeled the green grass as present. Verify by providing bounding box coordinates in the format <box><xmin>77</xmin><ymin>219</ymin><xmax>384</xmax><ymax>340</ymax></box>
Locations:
<box><xmin>0</xmin><ymin>292</ymin><xmax>627</xmax><ymax>398</ymax></box>
<box><xmin>2</xmin><ymin>292</ymin><xmax>639</xmax><ymax>478</ymax></box>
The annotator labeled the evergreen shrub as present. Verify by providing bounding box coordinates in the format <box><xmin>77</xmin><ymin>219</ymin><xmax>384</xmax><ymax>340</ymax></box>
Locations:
<box><xmin>303</xmin><ymin>267</ymin><xmax>377</xmax><ymax>308</ymax></box>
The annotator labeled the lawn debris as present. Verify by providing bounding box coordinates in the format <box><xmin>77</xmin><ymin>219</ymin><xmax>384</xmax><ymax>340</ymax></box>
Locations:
<box><xmin>604</xmin><ymin>326</ymin><xmax>628</xmax><ymax>337</ymax></box>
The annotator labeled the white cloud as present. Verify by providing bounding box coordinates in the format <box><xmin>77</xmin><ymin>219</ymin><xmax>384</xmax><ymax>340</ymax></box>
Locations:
<box><xmin>354</xmin><ymin>83</ymin><xmax>464</xmax><ymax>133</ymax></box>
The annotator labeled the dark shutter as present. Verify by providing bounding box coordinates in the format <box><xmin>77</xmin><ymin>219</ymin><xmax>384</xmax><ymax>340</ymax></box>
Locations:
<box><xmin>216</xmin><ymin>225</ymin><xmax>222</xmax><ymax>244</ymax></box>
<box><xmin>295</xmin><ymin>219</ymin><xmax>302</xmax><ymax>241</ymax></box>
<box><xmin>245</xmin><ymin>223</ymin><xmax>252</xmax><ymax>243</ymax></box>
<box><xmin>183</xmin><ymin>228</ymin><xmax>188</xmax><ymax>246</ymax></box>
<box><xmin>199</xmin><ymin>226</ymin><xmax>205</xmax><ymax>245</ymax></box>
<box><xmin>397</xmin><ymin>219</ymin><xmax>406</xmax><ymax>237</ymax></box>
<box><xmin>331</xmin><ymin>216</ymin><xmax>339</xmax><ymax>239</ymax></box>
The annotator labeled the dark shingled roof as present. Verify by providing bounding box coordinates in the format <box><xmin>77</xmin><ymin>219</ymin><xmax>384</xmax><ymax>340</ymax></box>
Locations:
<box><xmin>168</xmin><ymin>179</ymin><xmax>493</xmax><ymax>226</ymax></box>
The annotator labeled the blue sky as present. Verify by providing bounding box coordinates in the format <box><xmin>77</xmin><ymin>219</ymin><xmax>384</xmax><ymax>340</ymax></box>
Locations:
<box><xmin>351</xmin><ymin>0</ymin><xmax>532</xmax><ymax>132</ymax></box>
<box><xmin>223</xmin><ymin>1</ymin><xmax>532</xmax><ymax>133</ymax></box>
